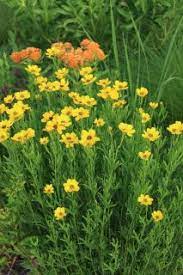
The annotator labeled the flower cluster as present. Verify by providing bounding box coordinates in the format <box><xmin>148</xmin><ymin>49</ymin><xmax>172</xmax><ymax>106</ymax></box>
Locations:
<box><xmin>138</xmin><ymin>194</ymin><xmax>164</xmax><ymax>222</ymax></box>
<box><xmin>43</xmin><ymin>178</ymin><xmax>80</xmax><ymax>220</ymax></box>
<box><xmin>46</xmin><ymin>39</ymin><xmax>105</xmax><ymax>68</ymax></box>
<box><xmin>11</xmin><ymin>128</ymin><xmax>35</xmax><ymax>143</ymax></box>
<box><xmin>10</xmin><ymin>47</ymin><xmax>41</xmax><ymax>63</ymax></box>
<box><xmin>0</xmin><ymin>92</ymin><xmax>31</xmax><ymax>143</ymax></box>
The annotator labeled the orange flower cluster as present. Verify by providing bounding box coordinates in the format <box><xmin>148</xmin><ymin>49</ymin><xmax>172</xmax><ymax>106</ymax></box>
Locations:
<box><xmin>10</xmin><ymin>47</ymin><xmax>41</xmax><ymax>63</ymax></box>
<box><xmin>51</xmin><ymin>39</ymin><xmax>106</xmax><ymax>68</ymax></box>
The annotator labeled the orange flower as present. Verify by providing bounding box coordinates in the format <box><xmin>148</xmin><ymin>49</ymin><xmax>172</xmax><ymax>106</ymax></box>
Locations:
<box><xmin>10</xmin><ymin>52</ymin><xmax>22</xmax><ymax>63</ymax></box>
<box><xmin>10</xmin><ymin>47</ymin><xmax>41</xmax><ymax>63</ymax></box>
<box><xmin>50</xmin><ymin>39</ymin><xmax>105</xmax><ymax>68</ymax></box>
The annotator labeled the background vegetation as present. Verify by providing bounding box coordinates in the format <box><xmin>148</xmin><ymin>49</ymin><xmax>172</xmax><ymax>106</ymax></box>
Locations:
<box><xmin>0</xmin><ymin>0</ymin><xmax>183</xmax><ymax>118</ymax></box>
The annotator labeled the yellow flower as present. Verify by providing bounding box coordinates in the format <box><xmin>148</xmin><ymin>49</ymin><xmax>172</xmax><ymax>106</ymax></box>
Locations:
<box><xmin>43</xmin><ymin>114</ymin><xmax>71</xmax><ymax>134</ymax></box>
<box><xmin>167</xmin><ymin>121</ymin><xmax>183</xmax><ymax>135</ymax></box>
<box><xmin>43</xmin><ymin>184</ymin><xmax>54</xmax><ymax>194</ymax></box>
<box><xmin>138</xmin><ymin>107</ymin><xmax>144</xmax><ymax>114</ymax></box>
<box><xmin>14</xmin><ymin>90</ymin><xmax>30</xmax><ymax>101</ymax></box>
<box><xmin>68</xmin><ymin>92</ymin><xmax>82</xmax><ymax>104</ymax></box>
<box><xmin>46</xmin><ymin>47</ymin><xmax>60</xmax><ymax>58</ymax></box>
<box><xmin>40</xmin><ymin>137</ymin><xmax>49</xmax><ymax>145</ymax></box>
<box><xmin>60</xmin><ymin>132</ymin><xmax>79</xmax><ymax>148</ymax></box>
<box><xmin>152</xmin><ymin>210</ymin><xmax>164</xmax><ymax>222</ymax></box>
<box><xmin>80</xmin><ymin>96</ymin><xmax>97</xmax><ymax>107</ymax></box>
<box><xmin>0</xmin><ymin>120</ymin><xmax>13</xmax><ymax>131</ymax></box>
<box><xmin>35</xmin><ymin>76</ymin><xmax>48</xmax><ymax>85</ymax></box>
<box><xmin>149</xmin><ymin>102</ymin><xmax>159</xmax><ymax>109</ymax></box>
<box><xmin>61</xmin><ymin>106</ymin><xmax>74</xmax><ymax>116</ymax></box>
<box><xmin>11</xmin><ymin>128</ymin><xmax>35</xmax><ymax>143</ymax></box>
<box><xmin>25</xmin><ymin>65</ymin><xmax>41</xmax><ymax>76</ymax></box>
<box><xmin>80</xmin><ymin>129</ymin><xmax>100</xmax><ymax>147</ymax></box>
<box><xmin>94</xmin><ymin>118</ymin><xmax>105</xmax><ymax>127</ymax></box>
<box><xmin>138</xmin><ymin>194</ymin><xmax>153</xmax><ymax>206</ymax></box>
<box><xmin>38</xmin><ymin>82</ymin><xmax>48</xmax><ymax>92</ymax></box>
<box><xmin>142</xmin><ymin>127</ymin><xmax>160</xmax><ymax>142</ymax></box>
<box><xmin>0</xmin><ymin>103</ymin><xmax>7</xmax><ymax>114</ymax></box>
<box><xmin>14</xmin><ymin>101</ymin><xmax>31</xmax><ymax>112</ymax></box>
<box><xmin>81</xmin><ymin>74</ymin><xmax>96</xmax><ymax>85</ymax></box>
<box><xmin>4</xmin><ymin>95</ymin><xmax>14</xmax><ymax>104</ymax></box>
<box><xmin>113</xmin><ymin>80</ymin><xmax>128</xmax><ymax>91</ymax></box>
<box><xmin>47</xmin><ymin>81</ymin><xmax>60</xmax><ymax>92</ymax></box>
<box><xmin>55</xmin><ymin>68</ymin><xmax>69</xmax><ymax>79</ymax></box>
<box><xmin>118</xmin><ymin>123</ymin><xmax>135</xmax><ymax>137</ymax></box>
<box><xmin>97</xmin><ymin>86</ymin><xmax>119</xmax><ymax>100</ymax></box>
<box><xmin>138</xmin><ymin>151</ymin><xmax>152</xmax><ymax>160</ymax></box>
<box><xmin>60</xmin><ymin>79</ymin><xmax>69</xmax><ymax>91</ymax></box>
<box><xmin>141</xmin><ymin>112</ymin><xmax>151</xmax><ymax>123</ymax></box>
<box><xmin>0</xmin><ymin>130</ymin><xmax>9</xmax><ymax>143</ymax></box>
<box><xmin>136</xmin><ymin>87</ymin><xmax>148</xmax><ymax>97</ymax></box>
<box><xmin>63</xmin><ymin>179</ymin><xmax>80</xmax><ymax>193</ymax></box>
<box><xmin>79</xmin><ymin>66</ymin><xmax>93</xmax><ymax>76</ymax></box>
<box><xmin>96</xmin><ymin>78</ymin><xmax>111</xmax><ymax>87</ymax></box>
<box><xmin>73</xmin><ymin>107</ymin><xmax>90</xmax><ymax>121</ymax></box>
<box><xmin>6</xmin><ymin>106</ymin><xmax>25</xmax><ymax>122</ymax></box>
<box><xmin>112</xmin><ymin>99</ymin><xmax>127</xmax><ymax>109</ymax></box>
<box><xmin>41</xmin><ymin>111</ymin><xmax>55</xmax><ymax>123</ymax></box>
<box><xmin>54</xmin><ymin>207</ymin><xmax>67</xmax><ymax>220</ymax></box>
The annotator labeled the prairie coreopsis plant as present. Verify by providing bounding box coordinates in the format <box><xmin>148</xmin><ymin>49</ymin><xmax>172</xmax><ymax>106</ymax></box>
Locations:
<box><xmin>0</xmin><ymin>39</ymin><xmax>182</xmax><ymax>274</ymax></box>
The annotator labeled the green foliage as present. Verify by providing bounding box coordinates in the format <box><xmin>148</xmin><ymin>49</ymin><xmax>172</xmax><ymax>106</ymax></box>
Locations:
<box><xmin>1</xmin><ymin>0</ymin><xmax>182</xmax><ymax>50</ymax></box>
<box><xmin>0</xmin><ymin>1</ymin><xmax>14</xmax><ymax>44</ymax></box>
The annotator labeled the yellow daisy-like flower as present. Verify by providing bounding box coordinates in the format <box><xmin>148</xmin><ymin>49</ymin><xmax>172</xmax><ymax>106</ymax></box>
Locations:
<box><xmin>0</xmin><ymin>130</ymin><xmax>9</xmax><ymax>143</ymax></box>
<box><xmin>167</xmin><ymin>121</ymin><xmax>183</xmax><ymax>135</ymax></box>
<box><xmin>4</xmin><ymin>95</ymin><xmax>14</xmax><ymax>104</ymax></box>
<box><xmin>60</xmin><ymin>79</ymin><xmax>69</xmax><ymax>92</ymax></box>
<box><xmin>79</xmin><ymin>66</ymin><xmax>93</xmax><ymax>76</ymax></box>
<box><xmin>142</xmin><ymin>127</ymin><xmax>160</xmax><ymax>142</ymax></box>
<box><xmin>80</xmin><ymin>96</ymin><xmax>97</xmax><ymax>107</ymax></box>
<box><xmin>54</xmin><ymin>207</ymin><xmax>67</xmax><ymax>220</ymax></box>
<box><xmin>14</xmin><ymin>90</ymin><xmax>30</xmax><ymax>101</ymax></box>
<box><xmin>138</xmin><ymin>107</ymin><xmax>144</xmax><ymax>114</ymax></box>
<box><xmin>55</xmin><ymin>68</ymin><xmax>69</xmax><ymax>79</ymax></box>
<box><xmin>138</xmin><ymin>194</ymin><xmax>153</xmax><ymax>206</ymax></box>
<box><xmin>61</xmin><ymin>106</ymin><xmax>74</xmax><ymax>117</ymax></box>
<box><xmin>152</xmin><ymin>210</ymin><xmax>164</xmax><ymax>222</ymax></box>
<box><xmin>118</xmin><ymin>122</ymin><xmax>135</xmax><ymax>137</ymax></box>
<box><xmin>149</xmin><ymin>102</ymin><xmax>159</xmax><ymax>109</ymax></box>
<box><xmin>113</xmin><ymin>80</ymin><xmax>128</xmax><ymax>91</ymax></box>
<box><xmin>40</xmin><ymin>137</ymin><xmax>49</xmax><ymax>145</ymax></box>
<box><xmin>11</xmin><ymin>128</ymin><xmax>35</xmax><ymax>143</ymax></box>
<box><xmin>96</xmin><ymin>78</ymin><xmax>111</xmax><ymax>87</ymax></box>
<box><xmin>112</xmin><ymin>99</ymin><xmax>127</xmax><ymax>109</ymax></box>
<box><xmin>43</xmin><ymin>184</ymin><xmax>54</xmax><ymax>195</ymax></box>
<box><xmin>136</xmin><ymin>87</ymin><xmax>148</xmax><ymax>97</ymax></box>
<box><xmin>45</xmin><ymin>47</ymin><xmax>60</xmax><ymax>58</ymax></box>
<box><xmin>6</xmin><ymin>106</ymin><xmax>25</xmax><ymax>122</ymax></box>
<box><xmin>41</xmin><ymin>111</ymin><xmax>55</xmax><ymax>123</ymax></box>
<box><xmin>73</xmin><ymin>107</ymin><xmax>90</xmax><ymax>121</ymax></box>
<box><xmin>0</xmin><ymin>120</ymin><xmax>13</xmax><ymax>131</ymax></box>
<box><xmin>141</xmin><ymin>112</ymin><xmax>151</xmax><ymax>123</ymax></box>
<box><xmin>81</xmin><ymin>74</ymin><xmax>96</xmax><ymax>85</ymax></box>
<box><xmin>94</xmin><ymin>118</ymin><xmax>105</xmax><ymax>127</ymax></box>
<box><xmin>60</xmin><ymin>132</ymin><xmax>79</xmax><ymax>148</ymax></box>
<box><xmin>0</xmin><ymin>103</ymin><xmax>7</xmax><ymax>114</ymax></box>
<box><xmin>138</xmin><ymin>150</ymin><xmax>152</xmax><ymax>160</ymax></box>
<box><xmin>25</xmin><ymin>65</ymin><xmax>41</xmax><ymax>76</ymax></box>
<box><xmin>63</xmin><ymin>179</ymin><xmax>80</xmax><ymax>193</ymax></box>
<box><xmin>47</xmin><ymin>81</ymin><xmax>60</xmax><ymax>92</ymax></box>
<box><xmin>80</xmin><ymin>129</ymin><xmax>100</xmax><ymax>147</ymax></box>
